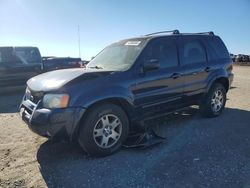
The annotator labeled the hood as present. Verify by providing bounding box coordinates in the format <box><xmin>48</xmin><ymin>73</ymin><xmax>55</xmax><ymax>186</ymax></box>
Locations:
<box><xmin>27</xmin><ymin>68</ymin><xmax>112</xmax><ymax>92</ymax></box>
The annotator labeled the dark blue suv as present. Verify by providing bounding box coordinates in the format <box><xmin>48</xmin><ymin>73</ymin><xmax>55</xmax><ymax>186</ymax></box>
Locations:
<box><xmin>20</xmin><ymin>30</ymin><xmax>234</xmax><ymax>156</ymax></box>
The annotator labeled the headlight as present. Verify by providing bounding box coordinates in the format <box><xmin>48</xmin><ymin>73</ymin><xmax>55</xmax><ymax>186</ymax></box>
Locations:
<box><xmin>43</xmin><ymin>94</ymin><xmax>69</xmax><ymax>109</ymax></box>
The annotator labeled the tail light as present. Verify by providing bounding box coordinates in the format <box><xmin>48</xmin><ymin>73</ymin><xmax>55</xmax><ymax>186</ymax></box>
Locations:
<box><xmin>78</xmin><ymin>61</ymin><xmax>85</xmax><ymax>68</ymax></box>
<box><xmin>227</xmin><ymin>64</ymin><xmax>233</xmax><ymax>72</ymax></box>
<box><xmin>68</xmin><ymin>60</ymin><xmax>84</xmax><ymax>68</ymax></box>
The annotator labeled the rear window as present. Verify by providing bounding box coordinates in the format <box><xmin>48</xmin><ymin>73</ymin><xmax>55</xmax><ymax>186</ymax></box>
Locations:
<box><xmin>205</xmin><ymin>37</ymin><xmax>229</xmax><ymax>60</ymax></box>
<box><xmin>14</xmin><ymin>48</ymin><xmax>41</xmax><ymax>64</ymax></box>
<box><xmin>0</xmin><ymin>47</ymin><xmax>19</xmax><ymax>64</ymax></box>
<box><xmin>0</xmin><ymin>47</ymin><xmax>41</xmax><ymax>65</ymax></box>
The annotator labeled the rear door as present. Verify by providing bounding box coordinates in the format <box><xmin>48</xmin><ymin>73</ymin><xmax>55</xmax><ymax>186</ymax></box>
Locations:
<box><xmin>178</xmin><ymin>36</ymin><xmax>209</xmax><ymax>98</ymax></box>
<box><xmin>133</xmin><ymin>37</ymin><xmax>184</xmax><ymax>117</ymax></box>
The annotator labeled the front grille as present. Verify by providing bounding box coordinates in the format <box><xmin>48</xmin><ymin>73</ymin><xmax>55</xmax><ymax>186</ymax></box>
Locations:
<box><xmin>21</xmin><ymin>88</ymin><xmax>43</xmax><ymax>123</ymax></box>
<box><xmin>25</xmin><ymin>88</ymin><xmax>43</xmax><ymax>104</ymax></box>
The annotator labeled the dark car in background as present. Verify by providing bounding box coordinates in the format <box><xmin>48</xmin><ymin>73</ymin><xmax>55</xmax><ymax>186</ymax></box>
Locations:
<box><xmin>230</xmin><ymin>53</ymin><xmax>236</xmax><ymax>62</ymax></box>
<box><xmin>0</xmin><ymin>47</ymin><xmax>42</xmax><ymax>88</ymax></box>
<box><xmin>235</xmin><ymin>54</ymin><xmax>250</xmax><ymax>63</ymax></box>
<box><xmin>243</xmin><ymin>55</ymin><xmax>250</xmax><ymax>62</ymax></box>
<box><xmin>20</xmin><ymin>30</ymin><xmax>233</xmax><ymax>156</ymax></box>
<box><xmin>42</xmin><ymin>57</ymin><xmax>86</xmax><ymax>72</ymax></box>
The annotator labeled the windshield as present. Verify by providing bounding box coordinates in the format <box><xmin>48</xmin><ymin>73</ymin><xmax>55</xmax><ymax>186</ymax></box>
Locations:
<box><xmin>87</xmin><ymin>40</ymin><xmax>145</xmax><ymax>71</ymax></box>
<box><xmin>0</xmin><ymin>47</ymin><xmax>41</xmax><ymax>65</ymax></box>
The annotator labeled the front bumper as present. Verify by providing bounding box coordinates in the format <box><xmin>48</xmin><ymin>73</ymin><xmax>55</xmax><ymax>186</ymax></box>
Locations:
<box><xmin>20</xmin><ymin>99</ymin><xmax>85</xmax><ymax>140</ymax></box>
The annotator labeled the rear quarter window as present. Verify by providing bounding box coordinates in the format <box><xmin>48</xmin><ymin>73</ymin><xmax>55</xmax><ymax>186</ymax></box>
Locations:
<box><xmin>205</xmin><ymin>37</ymin><xmax>229</xmax><ymax>61</ymax></box>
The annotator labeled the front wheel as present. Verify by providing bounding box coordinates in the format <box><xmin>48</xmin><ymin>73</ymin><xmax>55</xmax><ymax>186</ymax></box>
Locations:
<box><xmin>200</xmin><ymin>83</ymin><xmax>227</xmax><ymax>118</ymax></box>
<box><xmin>78</xmin><ymin>103</ymin><xmax>129</xmax><ymax>157</ymax></box>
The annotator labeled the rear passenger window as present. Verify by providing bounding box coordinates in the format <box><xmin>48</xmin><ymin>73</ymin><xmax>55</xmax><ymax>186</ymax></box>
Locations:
<box><xmin>181</xmin><ymin>40</ymin><xmax>206</xmax><ymax>64</ymax></box>
<box><xmin>143</xmin><ymin>39</ymin><xmax>178</xmax><ymax>69</ymax></box>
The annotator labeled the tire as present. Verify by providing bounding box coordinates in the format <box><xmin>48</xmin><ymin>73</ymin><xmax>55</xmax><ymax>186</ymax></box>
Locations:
<box><xmin>78</xmin><ymin>103</ymin><xmax>129</xmax><ymax>157</ymax></box>
<box><xmin>200</xmin><ymin>83</ymin><xmax>226</xmax><ymax>118</ymax></box>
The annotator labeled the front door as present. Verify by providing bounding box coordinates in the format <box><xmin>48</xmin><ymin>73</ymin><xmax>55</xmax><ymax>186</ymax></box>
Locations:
<box><xmin>133</xmin><ymin>37</ymin><xmax>184</xmax><ymax>118</ymax></box>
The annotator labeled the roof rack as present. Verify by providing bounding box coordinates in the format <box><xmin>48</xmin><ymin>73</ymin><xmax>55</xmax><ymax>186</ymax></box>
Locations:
<box><xmin>144</xmin><ymin>30</ymin><xmax>215</xmax><ymax>37</ymax></box>
<box><xmin>145</xmin><ymin>30</ymin><xmax>180</xmax><ymax>36</ymax></box>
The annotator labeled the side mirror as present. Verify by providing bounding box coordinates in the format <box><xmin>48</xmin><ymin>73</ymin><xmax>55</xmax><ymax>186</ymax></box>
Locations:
<box><xmin>143</xmin><ymin>59</ymin><xmax>160</xmax><ymax>72</ymax></box>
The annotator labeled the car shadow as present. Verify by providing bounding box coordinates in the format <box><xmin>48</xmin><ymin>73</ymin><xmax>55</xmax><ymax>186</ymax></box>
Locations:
<box><xmin>0</xmin><ymin>89</ymin><xmax>25</xmax><ymax>113</ymax></box>
<box><xmin>37</xmin><ymin>107</ymin><xmax>250</xmax><ymax>187</ymax></box>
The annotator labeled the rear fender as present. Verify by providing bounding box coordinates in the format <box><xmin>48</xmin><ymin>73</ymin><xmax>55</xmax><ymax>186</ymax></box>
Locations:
<box><xmin>206</xmin><ymin>75</ymin><xmax>229</xmax><ymax>93</ymax></box>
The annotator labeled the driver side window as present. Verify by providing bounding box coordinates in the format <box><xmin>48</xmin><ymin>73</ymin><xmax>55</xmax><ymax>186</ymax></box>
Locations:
<box><xmin>143</xmin><ymin>39</ymin><xmax>179</xmax><ymax>69</ymax></box>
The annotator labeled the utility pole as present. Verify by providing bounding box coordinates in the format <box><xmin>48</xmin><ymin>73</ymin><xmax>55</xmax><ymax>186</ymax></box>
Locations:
<box><xmin>78</xmin><ymin>25</ymin><xmax>81</xmax><ymax>58</ymax></box>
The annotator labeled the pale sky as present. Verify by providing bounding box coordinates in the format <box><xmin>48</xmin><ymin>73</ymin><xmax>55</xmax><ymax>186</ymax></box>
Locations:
<box><xmin>0</xmin><ymin>0</ymin><xmax>249</xmax><ymax>60</ymax></box>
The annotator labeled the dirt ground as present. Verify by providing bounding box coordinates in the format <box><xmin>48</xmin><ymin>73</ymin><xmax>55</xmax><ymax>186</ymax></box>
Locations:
<box><xmin>0</xmin><ymin>65</ymin><xmax>250</xmax><ymax>188</ymax></box>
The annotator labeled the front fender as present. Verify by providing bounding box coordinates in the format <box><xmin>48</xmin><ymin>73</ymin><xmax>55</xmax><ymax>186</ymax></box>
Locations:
<box><xmin>69</xmin><ymin>85</ymin><xmax>135</xmax><ymax>140</ymax></box>
<box><xmin>72</xmin><ymin>85</ymin><xmax>134</xmax><ymax>108</ymax></box>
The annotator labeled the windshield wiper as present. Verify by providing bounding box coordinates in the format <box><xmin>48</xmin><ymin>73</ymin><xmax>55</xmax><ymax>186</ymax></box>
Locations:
<box><xmin>88</xmin><ymin>65</ymin><xmax>104</xmax><ymax>69</ymax></box>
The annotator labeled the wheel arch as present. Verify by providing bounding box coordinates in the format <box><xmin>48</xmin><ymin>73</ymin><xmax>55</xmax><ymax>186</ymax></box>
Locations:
<box><xmin>70</xmin><ymin>97</ymin><xmax>134</xmax><ymax>140</ymax></box>
<box><xmin>207</xmin><ymin>76</ymin><xmax>229</xmax><ymax>93</ymax></box>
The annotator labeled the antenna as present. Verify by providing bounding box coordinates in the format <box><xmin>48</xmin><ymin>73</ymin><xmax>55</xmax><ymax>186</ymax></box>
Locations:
<box><xmin>77</xmin><ymin>25</ymin><xmax>81</xmax><ymax>58</ymax></box>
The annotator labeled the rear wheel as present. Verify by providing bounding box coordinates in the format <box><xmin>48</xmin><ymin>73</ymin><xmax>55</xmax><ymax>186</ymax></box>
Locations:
<box><xmin>78</xmin><ymin>103</ymin><xmax>129</xmax><ymax>156</ymax></box>
<box><xmin>200</xmin><ymin>83</ymin><xmax>226</xmax><ymax>117</ymax></box>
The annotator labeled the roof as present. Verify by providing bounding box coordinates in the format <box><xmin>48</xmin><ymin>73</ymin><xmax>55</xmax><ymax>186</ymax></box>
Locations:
<box><xmin>120</xmin><ymin>30</ymin><xmax>216</xmax><ymax>42</ymax></box>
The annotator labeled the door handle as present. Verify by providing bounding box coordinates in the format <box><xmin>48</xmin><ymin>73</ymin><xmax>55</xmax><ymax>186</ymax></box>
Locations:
<box><xmin>205</xmin><ymin>67</ymin><xmax>212</xmax><ymax>72</ymax></box>
<box><xmin>171</xmin><ymin>73</ymin><xmax>181</xmax><ymax>79</ymax></box>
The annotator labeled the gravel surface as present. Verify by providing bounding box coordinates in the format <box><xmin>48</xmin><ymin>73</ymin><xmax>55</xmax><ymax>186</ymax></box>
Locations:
<box><xmin>0</xmin><ymin>65</ymin><xmax>250</xmax><ymax>188</ymax></box>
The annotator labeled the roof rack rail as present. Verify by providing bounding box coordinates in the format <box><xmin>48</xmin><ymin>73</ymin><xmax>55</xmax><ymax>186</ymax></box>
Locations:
<box><xmin>195</xmin><ymin>31</ymin><xmax>214</xmax><ymax>35</ymax></box>
<box><xmin>145</xmin><ymin>30</ymin><xmax>180</xmax><ymax>36</ymax></box>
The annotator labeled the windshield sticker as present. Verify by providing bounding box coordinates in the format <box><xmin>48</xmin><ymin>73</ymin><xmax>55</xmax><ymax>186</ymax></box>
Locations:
<box><xmin>125</xmin><ymin>41</ymin><xmax>141</xmax><ymax>46</ymax></box>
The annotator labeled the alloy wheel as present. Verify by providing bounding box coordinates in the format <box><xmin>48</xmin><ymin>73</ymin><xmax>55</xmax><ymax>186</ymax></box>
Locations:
<box><xmin>93</xmin><ymin>114</ymin><xmax>122</xmax><ymax>149</ymax></box>
<box><xmin>211</xmin><ymin>89</ymin><xmax>224</xmax><ymax>113</ymax></box>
